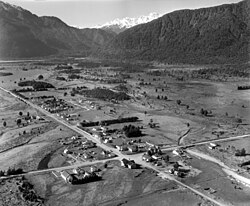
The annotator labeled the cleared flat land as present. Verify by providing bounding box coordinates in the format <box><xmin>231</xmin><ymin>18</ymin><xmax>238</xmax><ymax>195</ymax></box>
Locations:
<box><xmin>0</xmin><ymin>60</ymin><xmax>249</xmax><ymax>206</ymax></box>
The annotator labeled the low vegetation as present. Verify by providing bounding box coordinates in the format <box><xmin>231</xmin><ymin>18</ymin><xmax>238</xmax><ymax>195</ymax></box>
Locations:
<box><xmin>18</xmin><ymin>80</ymin><xmax>55</xmax><ymax>90</ymax></box>
<box><xmin>80</xmin><ymin>116</ymin><xmax>138</xmax><ymax>127</ymax></box>
<box><xmin>76</xmin><ymin>88</ymin><xmax>130</xmax><ymax>101</ymax></box>
<box><xmin>0</xmin><ymin>72</ymin><xmax>13</xmax><ymax>76</ymax></box>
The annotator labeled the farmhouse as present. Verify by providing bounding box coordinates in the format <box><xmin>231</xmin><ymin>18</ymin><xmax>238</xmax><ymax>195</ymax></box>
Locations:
<box><xmin>60</xmin><ymin>171</ymin><xmax>74</xmax><ymax>183</ymax></box>
<box><xmin>82</xmin><ymin>140</ymin><xmax>96</xmax><ymax>149</ymax></box>
<box><xmin>142</xmin><ymin>154</ymin><xmax>153</xmax><ymax>162</ymax></box>
<box><xmin>121</xmin><ymin>158</ymin><xmax>138</xmax><ymax>169</ymax></box>
<box><xmin>208</xmin><ymin>143</ymin><xmax>218</xmax><ymax>150</ymax></box>
<box><xmin>128</xmin><ymin>145</ymin><xmax>138</xmax><ymax>153</ymax></box>
<box><xmin>116</xmin><ymin>144</ymin><xmax>128</xmax><ymax>151</ymax></box>
<box><xmin>152</xmin><ymin>153</ymin><xmax>162</xmax><ymax>160</ymax></box>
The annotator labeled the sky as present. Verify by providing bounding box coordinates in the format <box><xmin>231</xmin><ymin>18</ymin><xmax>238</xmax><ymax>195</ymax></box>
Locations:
<box><xmin>3</xmin><ymin>0</ymin><xmax>242</xmax><ymax>28</ymax></box>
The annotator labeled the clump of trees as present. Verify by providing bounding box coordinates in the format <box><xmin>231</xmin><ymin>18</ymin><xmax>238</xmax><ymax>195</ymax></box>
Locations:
<box><xmin>17</xmin><ymin>119</ymin><xmax>22</xmax><ymax>127</ymax></box>
<box><xmin>37</xmin><ymin>74</ymin><xmax>43</xmax><ymax>80</ymax></box>
<box><xmin>19</xmin><ymin>179</ymin><xmax>44</xmax><ymax>203</ymax></box>
<box><xmin>18</xmin><ymin>80</ymin><xmax>54</xmax><ymax>90</ymax></box>
<box><xmin>80</xmin><ymin>117</ymin><xmax>138</xmax><ymax>127</ymax></box>
<box><xmin>123</xmin><ymin>124</ymin><xmax>142</xmax><ymax>137</ymax></box>
<box><xmin>56</xmin><ymin>76</ymin><xmax>66</xmax><ymax>81</ymax></box>
<box><xmin>68</xmin><ymin>74</ymin><xmax>82</xmax><ymax>79</ymax></box>
<box><xmin>78</xmin><ymin>88</ymin><xmax>130</xmax><ymax>101</ymax></box>
<box><xmin>176</xmin><ymin>100</ymin><xmax>181</xmax><ymax>105</ymax></box>
<box><xmin>235</xmin><ymin>148</ymin><xmax>246</xmax><ymax>156</ymax></box>
<box><xmin>157</xmin><ymin>95</ymin><xmax>168</xmax><ymax>100</ymax></box>
<box><xmin>0</xmin><ymin>167</ymin><xmax>24</xmax><ymax>176</ymax></box>
<box><xmin>200</xmin><ymin>108</ymin><xmax>209</xmax><ymax>116</ymax></box>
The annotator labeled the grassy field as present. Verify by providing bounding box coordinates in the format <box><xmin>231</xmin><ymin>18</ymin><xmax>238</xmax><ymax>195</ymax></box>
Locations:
<box><xmin>26</xmin><ymin>161</ymin><xmax>209</xmax><ymax>206</ymax></box>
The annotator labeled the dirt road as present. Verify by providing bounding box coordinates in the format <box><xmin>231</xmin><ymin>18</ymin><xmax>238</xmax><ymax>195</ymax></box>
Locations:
<box><xmin>187</xmin><ymin>149</ymin><xmax>250</xmax><ymax>187</ymax></box>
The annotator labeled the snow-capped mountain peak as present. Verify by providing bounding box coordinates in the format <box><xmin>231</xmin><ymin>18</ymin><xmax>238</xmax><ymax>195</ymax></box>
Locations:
<box><xmin>97</xmin><ymin>12</ymin><xmax>163</xmax><ymax>33</ymax></box>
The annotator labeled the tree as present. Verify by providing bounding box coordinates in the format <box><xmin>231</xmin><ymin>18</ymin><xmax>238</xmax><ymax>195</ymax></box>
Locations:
<box><xmin>17</xmin><ymin>119</ymin><xmax>22</xmax><ymax>127</ymax></box>
<box><xmin>64</xmin><ymin>92</ymin><xmax>67</xmax><ymax>96</ymax></box>
<box><xmin>27</xmin><ymin>112</ymin><xmax>30</xmax><ymax>117</ymax></box>
<box><xmin>19</xmin><ymin>111</ymin><xmax>23</xmax><ymax>116</ymax></box>
<box><xmin>203</xmin><ymin>110</ymin><xmax>208</xmax><ymax>116</ymax></box>
<box><xmin>3</xmin><ymin>121</ymin><xmax>6</xmax><ymax>127</ymax></box>
<box><xmin>200</xmin><ymin>108</ymin><xmax>204</xmax><ymax>115</ymax></box>
<box><xmin>38</xmin><ymin>74</ymin><xmax>44</xmax><ymax>80</ymax></box>
<box><xmin>176</xmin><ymin>100</ymin><xmax>181</xmax><ymax>105</ymax></box>
<box><xmin>163</xmin><ymin>155</ymin><xmax>169</xmax><ymax>163</ymax></box>
<box><xmin>235</xmin><ymin>148</ymin><xmax>246</xmax><ymax>156</ymax></box>
<box><xmin>0</xmin><ymin>170</ymin><xmax>4</xmax><ymax>176</ymax></box>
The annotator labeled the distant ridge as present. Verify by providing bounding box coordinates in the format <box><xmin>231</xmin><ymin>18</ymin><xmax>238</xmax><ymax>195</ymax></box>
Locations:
<box><xmin>100</xmin><ymin>0</ymin><xmax>249</xmax><ymax>64</ymax></box>
<box><xmin>97</xmin><ymin>12</ymin><xmax>163</xmax><ymax>34</ymax></box>
<box><xmin>0</xmin><ymin>1</ymin><xmax>115</xmax><ymax>59</ymax></box>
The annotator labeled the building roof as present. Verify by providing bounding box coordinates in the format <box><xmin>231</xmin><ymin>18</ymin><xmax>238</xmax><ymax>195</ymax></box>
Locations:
<box><xmin>60</xmin><ymin>171</ymin><xmax>71</xmax><ymax>179</ymax></box>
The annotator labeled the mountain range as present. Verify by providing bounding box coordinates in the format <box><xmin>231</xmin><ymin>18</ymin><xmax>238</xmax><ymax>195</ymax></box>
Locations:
<box><xmin>97</xmin><ymin>12</ymin><xmax>162</xmax><ymax>34</ymax></box>
<box><xmin>0</xmin><ymin>0</ymin><xmax>249</xmax><ymax>64</ymax></box>
<box><xmin>0</xmin><ymin>1</ymin><xmax>115</xmax><ymax>58</ymax></box>
<box><xmin>101</xmin><ymin>0</ymin><xmax>249</xmax><ymax>64</ymax></box>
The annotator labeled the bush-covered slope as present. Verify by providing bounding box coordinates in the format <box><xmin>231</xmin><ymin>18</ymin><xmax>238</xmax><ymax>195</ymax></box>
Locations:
<box><xmin>0</xmin><ymin>1</ymin><xmax>115</xmax><ymax>59</ymax></box>
<box><xmin>101</xmin><ymin>0</ymin><xmax>249</xmax><ymax>64</ymax></box>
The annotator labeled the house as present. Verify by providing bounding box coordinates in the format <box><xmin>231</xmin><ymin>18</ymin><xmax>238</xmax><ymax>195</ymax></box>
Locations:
<box><xmin>90</xmin><ymin>166</ymin><xmax>98</xmax><ymax>172</ymax></box>
<box><xmin>208</xmin><ymin>143</ymin><xmax>217</xmax><ymax>149</ymax></box>
<box><xmin>152</xmin><ymin>154</ymin><xmax>162</xmax><ymax>160</ymax></box>
<box><xmin>71</xmin><ymin>136</ymin><xmax>78</xmax><ymax>140</ymax></box>
<box><xmin>116</xmin><ymin>145</ymin><xmax>128</xmax><ymax>151</ymax></box>
<box><xmin>127</xmin><ymin>160</ymin><xmax>138</xmax><ymax>169</ymax></box>
<box><xmin>101</xmin><ymin>150</ymin><xmax>108</xmax><ymax>156</ymax></box>
<box><xmin>142</xmin><ymin>154</ymin><xmax>153</xmax><ymax>162</ymax></box>
<box><xmin>93</xmin><ymin>134</ymin><xmax>100</xmax><ymax>139</ymax></box>
<box><xmin>210</xmin><ymin>143</ymin><xmax>217</xmax><ymax>147</ymax></box>
<box><xmin>72</xmin><ymin>167</ymin><xmax>85</xmax><ymax>175</ymax></box>
<box><xmin>148</xmin><ymin>146</ymin><xmax>160</xmax><ymax>155</ymax></box>
<box><xmin>63</xmin><ymin>148</ymin><xmax>69</xmax><ymax>154</ymax></box>
<box><xmin>60</xmin><ymin>171</ymin><xmax>73</xmax><ymax>183</ymax></box>
<box><xmin>173</xmin><ymin>149</ymin><xmax>183</xmax><ymax>156</ymax></box>
<box><xmin>121</xmin><ymin>158</ymin><xmax>138</xmax><ymax>169</ymax></box>
<box><xmin>128</xmin><ymin>145</ymin><xmax>138</xmax><ymax>153</ymax></box>
<box><xmin>178</xmin><ymin>166</ymin><xmax>190</xmax><ymax>173</ymax></box>
<box><xmin>104</xmin><ymin>138</ymin><xmax>112</xmax><ymax>144</ymax></box>
<box><xmin>82</xmin><ymin>140</ymin><xmax>96</xmax><ymax>149</ymax></box>
<box><xmin>81</xmin><ymin>153</ymin><xmax>91</xmax><ymax>159</ymax></box>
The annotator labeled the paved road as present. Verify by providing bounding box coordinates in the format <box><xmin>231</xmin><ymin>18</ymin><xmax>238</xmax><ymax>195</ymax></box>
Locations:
<box><xmin>1</xmin><ymin>85</ymin><xmax>247</xmax><ymax>206</ymax></box>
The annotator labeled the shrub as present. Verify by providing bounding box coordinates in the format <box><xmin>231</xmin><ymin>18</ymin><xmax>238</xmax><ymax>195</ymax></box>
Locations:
<box><xmin>123</xmin><ymin>124</ymin><xmax>142</xmax><ymax>137</ymax></box>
